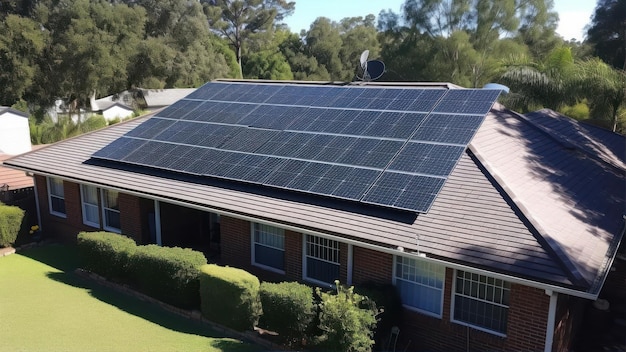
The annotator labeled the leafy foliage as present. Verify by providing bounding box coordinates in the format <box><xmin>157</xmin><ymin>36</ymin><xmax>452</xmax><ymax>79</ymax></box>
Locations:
<box><xmin>586</xmin><ymin>0</ymin><xmax>626</xmax><ymax>70</ymax></box>
<box><xmin>259</xmin><ymin>281</ymin><xmax>316</xmax><ymax>341</ymax></box>
<box><xmin>76</xmin><ymin>231</ymin><xmax>137</xmax><ymax>281</ymax></box>
<box><xmin>128</xmin><ymin>245</ymin><xmax>207</xmax><ymax>309</ymax></box>
<box><xmin>314</xmin><ymin>281</ymin><xmax>378</xmax><ymax>352</ymax></box>
<box><xmin>0</xmin><ymin>204</ymin><xmax>25</xmax><ymax>247</ymax></box>
<box><xmin>199</xmin><ymin>264</ymin><xmax>262</xmax><ymax>331</ymax></box>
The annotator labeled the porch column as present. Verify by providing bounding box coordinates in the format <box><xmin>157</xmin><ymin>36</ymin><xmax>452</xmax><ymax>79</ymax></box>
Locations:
<box><xmin>154</xmin><ymin>199</ymin><xmax>162</xmax><ymax>246</ymax></box>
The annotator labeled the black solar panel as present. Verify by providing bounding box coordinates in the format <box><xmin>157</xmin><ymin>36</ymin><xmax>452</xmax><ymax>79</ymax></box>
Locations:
<box><xmin>93</xmin><ymin>81</ymin><xmax>500</xmax><ymax>213</ymax></box>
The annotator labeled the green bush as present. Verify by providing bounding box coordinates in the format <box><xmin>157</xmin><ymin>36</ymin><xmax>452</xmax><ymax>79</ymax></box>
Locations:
<box><xmin>315</xmin><ymin>281</ymin><xmax>378</xmax><ymax>352</ymax></box>
<box><xmin>0</xmin><ymin>204</ymin><xmax>25</xmax><ymax>247</ymax></box>
<box><xmin>199</xmin><ymin>264</ymin><xmax>262</xmax><ymax>331</ymax></box>
<box><xmin>560</xmin><ymin>101</ymin><xmax>590</xmax><ymax>120</ymax></box>
<box><xmin>128</xmin><ymin>245</ymin><xmax>206</xmax><ymax>309</ymax></box>
<box><xmin>259</xmin><ymin>281</ymin><xmax>316</xmax><ymax>340</ymax></box>
<box><xmin>354</xmin><ymin>283</ymin><xmax>403</xmax><ymax>349</ymax></box>
<box><xmin>76</xmin><ymin>232</ymin><xmax>137</xmax><ymax>281</ymax></box>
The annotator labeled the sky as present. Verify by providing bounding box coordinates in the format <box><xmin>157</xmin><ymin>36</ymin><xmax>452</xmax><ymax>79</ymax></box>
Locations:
<box><xmin>282</xmin><ymin>0</ymin><xmax>597</xmax><ymax>42</ymax></box>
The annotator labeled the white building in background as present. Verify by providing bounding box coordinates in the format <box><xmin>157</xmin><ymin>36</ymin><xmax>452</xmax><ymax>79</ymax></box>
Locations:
<box><xmin>0</xmin><ymin>107</ymin><xmax>31</xmax><ymax>155</ymax></box>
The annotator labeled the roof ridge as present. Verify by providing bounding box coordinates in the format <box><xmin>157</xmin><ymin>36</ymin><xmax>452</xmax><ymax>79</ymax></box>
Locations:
<box><xmin>466</xmin><ymin>144</ymin><xmax>589</xmax><ymax>288</ymax></box>
<box><xmin>513</xmin><ymin>108</ymin><xmax>625</xmax><ymax>173</ymax></box>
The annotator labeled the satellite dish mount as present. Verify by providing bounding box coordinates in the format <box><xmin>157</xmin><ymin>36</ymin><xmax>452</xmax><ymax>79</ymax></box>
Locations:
<box><xmin>356</xmin><ymin>50</ymin><xmax>385</xmax><ymax>82</ymax></box>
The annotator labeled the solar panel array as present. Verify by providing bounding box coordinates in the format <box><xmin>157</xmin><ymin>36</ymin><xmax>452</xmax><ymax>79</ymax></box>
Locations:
<box><xmin>93</xmin><ymin>81</ymin><xmax>500</xmax><ymax>213</ymax></box>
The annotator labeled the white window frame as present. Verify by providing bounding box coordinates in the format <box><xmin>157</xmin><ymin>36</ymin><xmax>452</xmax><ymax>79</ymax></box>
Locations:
<box><xmin>80</xmin><ymin>184</ymin><xmax>100</xmax><ymax>228</ymax></box>
<box><xmin>392</xmin><ymin>255</ymin><xmax>445</xmax><ymax>318</ymax></box>
<box><xmin>303</xmin><ymin>234</ymin><xmax>340</xmax><ymax>286</ymax></box>
<box><xmin>251</xmin><ymin>222</ymin><xmax>285</xmax><ymax>274</ymax></box>
<box><xmin>451</xmin><ymin>269</ymin><xmax>510</xmax><ymax>337</ymax></box>
<box><xmin>47</xmin><ymin>177</ymin><xmax>66</xmax><ymax>218</ymax></box>
<box><xmin>101</xmin><ymin>189</ymin><xmax>121</xmax><ymax>233</ymax></box>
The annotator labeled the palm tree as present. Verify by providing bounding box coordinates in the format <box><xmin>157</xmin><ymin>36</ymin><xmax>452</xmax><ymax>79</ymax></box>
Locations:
<box><xmin>497</xmin><ymin>47</ymin><xmax>578</xmax><ymax>112</ymax></box>
<box><xmin>576</xmin><ymin>58</ymin><xmax>626</xmax><ymax>132</ymax></box>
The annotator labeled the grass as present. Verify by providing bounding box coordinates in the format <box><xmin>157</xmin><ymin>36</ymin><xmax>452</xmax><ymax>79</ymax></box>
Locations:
<box><xmin>0</xmin><ymin>244</ymin><xmax>260</xmax><ymax>352</ymax></box>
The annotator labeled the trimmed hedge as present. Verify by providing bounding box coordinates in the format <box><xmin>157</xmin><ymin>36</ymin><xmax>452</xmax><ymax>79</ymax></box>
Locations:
<box><xmin>259</xmin><ymin>281</ymin><xmax>316</xmax><ymax>340</ymax></box>
<box><xmin>0</xmin><ymin>204</ymin><xmax>25</xmax><ymax>247</ymax></box>
<box><xmin>128</xmin><ymin>245</ymin><xmax>207</xmax><ymax>309</ymax></box>
<box><xmin>77</xmin><ymin>232</ymin><xmax>137</xmax><ymax>281</ymax></box>
<box><xmin>199</xmin><ymin>264</ymin><xmax>262</xmax><ymax>331</ymax></box>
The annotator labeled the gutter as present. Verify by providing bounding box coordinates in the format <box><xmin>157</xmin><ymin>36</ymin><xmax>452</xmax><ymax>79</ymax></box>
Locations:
<box><xmin>4</xmin><ymin>165</ymin><xmax>601</xmax><ymax>301</ymax></box>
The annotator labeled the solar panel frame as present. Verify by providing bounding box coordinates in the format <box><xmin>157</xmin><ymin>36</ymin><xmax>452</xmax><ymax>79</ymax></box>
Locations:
<box><xmin>92</xmin><ymin>82</ymin><xmax>500</xmax><ymax>213</ymax></box>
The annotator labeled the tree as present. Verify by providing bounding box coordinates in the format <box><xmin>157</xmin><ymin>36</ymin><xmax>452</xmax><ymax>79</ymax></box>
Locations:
<box><xmin>498</xmin><ymin>46</ymin><xmax>577</xmax><ymax>111</ymax></box>
<box><xmin>279</xmin><ymin>32</ymin><xmax>330</xmax><ymax>80</ymax></box>
<box><xmin>304</xmin><ymin>17</ymin><xmax>344</xmax><ymax>80</ymax></box>
<box><xmin>204</xmin><ymin>0</ymin><xmax>295</xmax><ymax>78</ymax></box>
<box><xmin>338</xmin><ymin>15</ymin><xmax>381</xmax><ymax>81</ymax></box>
<box><xmin>586</xmin><ymin>0</ymin><xmax>626</xmax><ymax>70</ymax></box>
<box><xmin>576</xmin><ymin>58</ymin><xmax>626</xmax><ymax>132</ymax></box>
<box><xmin>0</xmin><ymin>14</ymin><xmax>46</xmax><ymax>106</ymax></box>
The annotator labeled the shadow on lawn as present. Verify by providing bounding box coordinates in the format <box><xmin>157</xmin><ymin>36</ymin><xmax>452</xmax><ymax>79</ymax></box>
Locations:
<box><xmin>20</xmin><ymin>245</ymin><xmax>259</xmax><ymax>348</ymax></box>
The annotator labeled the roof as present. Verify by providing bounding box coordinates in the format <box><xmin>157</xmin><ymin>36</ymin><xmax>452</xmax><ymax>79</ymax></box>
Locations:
<box><xmin>0</xmin><ymin>145</ymin><xmax>46</xmax><ymax>190</ymax></box>
<box><xmin>3</xmin><ymin>82</ymin><xmax>624</xmax><ymax>297</ymax></box>
<box><xmin>0</xmin><ymin>107</ymin><xmax>28</xmax><ymax>118</ymax></box>
<box><xmin>140</xmin><ymin>88</ymin><xmax>196</xmax><ymax>108</ymax></box>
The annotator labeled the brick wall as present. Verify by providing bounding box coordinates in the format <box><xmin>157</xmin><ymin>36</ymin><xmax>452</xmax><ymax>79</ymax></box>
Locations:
<box><xmin>35</xmin><ymin>175</ymin><xmax>97</xmax><ymax>242</ymax></box>
<box><xmin>220</xmin><ymin>216</ymin><xmax>252</xmax><ymax>269</ymax></box>
<box><xmin>119</xmin><ymin>192</ymin><xmax>142</xmax><ymax>243</ymax></box>
<box><xmin>400</xmin><ymin>268</ymin><xmax>550</xmax><ymax>352</ymax></box>
<box><xmin>352</xmin><ymin>246</ymin><xmax>393</xmax><ymax>285</ymax></box>
<box><xmin>34</xmin><ymin>175</ymin><xmax>145</xmax><ymax>243</ymax></box>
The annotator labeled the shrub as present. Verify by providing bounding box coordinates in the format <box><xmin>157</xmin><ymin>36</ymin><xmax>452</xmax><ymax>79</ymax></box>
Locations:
<box><xmin>0</xmin><ymin>204</ymin><xmax>25</xmax><ymax>247</ymax></box>
<box><xmin>354</xmin><ymin>283</ymin><xmax>403</xmax><ymax>349</ymax></box>
<box><xmin>560</xmin><ymin>101</ymin><xmax>590</xmax><ymax>120</ymax></box>
<box><xmin>128</xmin><ymin>245</ymin><xmax>206</xmax><ymax>309</ymax></box>
<box><xmin>315</xmin><ymin>281</ymin><xmax>378</xmax><ymax>352</ymax></box>
<box><xmin>76</xmin><ymin>232</ymin><xmax>136</xmax><ymax>281</ymax></box>
<box><xmin>199</xmin><ymin>264</ymin><xmax>262</xmax><ymax>331</ymax></box>
<box><xmin>259</xmin><ymin>281</ymin><xmax>316</xmax><ymax>341</ymax></box>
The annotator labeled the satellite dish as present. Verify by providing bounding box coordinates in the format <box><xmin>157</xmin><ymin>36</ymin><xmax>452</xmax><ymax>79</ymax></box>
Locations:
<box><xmin>360</xmin><ymin>50</ymin><xmax>369</xmax><ymax>70</ymax></box>
<box><xmin>364</xmin><ymin>60</ymin><xmax>385</xmax><ymax>81</ymax></box>
<box><xmin>483</xmin><ymin>83</ymin><xmax>510</xmax><ymax>95</ymax></box>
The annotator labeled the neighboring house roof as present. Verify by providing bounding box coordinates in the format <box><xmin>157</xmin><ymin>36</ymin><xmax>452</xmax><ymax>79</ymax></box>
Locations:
<box><xmin>0</xmin><ymin>145</ymin><xmax>46</xmax><ymax>190</ymax></box>
<box><xmin>0</xmin><ymin>107</ymin><xmax>28</xmax><ymax>118</ymax></box>
<box><xmin>3</xmin><ymin>83</ymin><xmax>624</xmax><ymax>299</ymax></box>
<box><xmin>140</xmin><ymin>88</ymin><xmax>196</xmax><ymax>108</ymax></box>
<box><xmin>96</xmin><ymin>100</ymin><xmax>133</xmax><ymax>112</ymax></box>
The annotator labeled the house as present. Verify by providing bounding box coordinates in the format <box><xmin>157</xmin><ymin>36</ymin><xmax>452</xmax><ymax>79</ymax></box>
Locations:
<box><xmin>91</xmin><ymin>99</ymin><xmax>134</xmax><ymax>121</ymax></box>
<box><xmin>139</xmin><ymin>88</ymin><xmax>196</xmax><ymax>110</ymax></box>
<box><xmin>0</xmin><ymin>107</ymin><xmax>31</xmax><ymax>155</ymax></box>
<box><xmin>3</xmin><ymin>80</ymin><xmax>625</xmax><ymax>351</ymax></box>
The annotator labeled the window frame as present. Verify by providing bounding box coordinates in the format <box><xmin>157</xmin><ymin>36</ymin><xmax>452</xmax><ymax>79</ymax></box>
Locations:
<box><xmin>392</xmin><ymin>255</ymin><xmax>445</xmax><ymax>318</ymax></box>
<box><xmin>80</xmin><ymin>184</ymin><xmax>100</xmax><ymax>228</ymax></box>
<box><xmin>47</xmin><ymin>177</ymin><xmax>66</xmax><ymax>218</ymax></box>
<box><xmin>303</xmin><ymin>234</ymin><xmax>341</xmax><ymax>286</ymax></box>
<box><xmin>451</xmin><ymin>269</ymin><xmax>510</xmax><ymax>337</ymax></box>
<box><xmin>250</xmin><ymin>222</ymin><xmax>286</xmax><ymax>274</ymax></box>
<box><xmin>101</xmin><ymin>189</ymin><xmax>121</xmax><ymax>233</ymax></box>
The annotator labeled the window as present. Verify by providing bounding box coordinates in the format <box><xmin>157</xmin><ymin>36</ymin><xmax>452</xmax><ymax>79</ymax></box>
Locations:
<box><xmin>394</xmin><ymin>256</ymin><xmax>445</xmax><ymax>317</ymax></box>
<box><xmin>101</xmin><ymin>189</ymin><xmax>120</xmax><ymax>232</ymax></box>
<box><xmin>251</xmin><ymin>223</ymin><xmax>285</xmax><ymax>272</ymax></box>
<box><xmin>47</xmin><ymin>177</ymin><xmax>66</xmax><ymax>217</ymax></box>
<box><xmin>81</xmin><ymin>185</ymin><xmax>100</xmax><ymax>227</ymax></box>
<box><xmin>452</xmin><ymin>270</ymin><xmax>511</xmax><ymax>335</ymax></box>
<box><xmin>305</xmin><ymin>235</ymin><xmax>340</xmax><ymax>285</ymax></box>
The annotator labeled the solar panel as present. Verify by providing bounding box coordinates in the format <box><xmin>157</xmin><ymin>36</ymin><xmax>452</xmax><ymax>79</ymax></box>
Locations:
<box><xmin>93</xmin><ymin>81</ymin><xmax>500</xmax><ymax>213</ymax></box>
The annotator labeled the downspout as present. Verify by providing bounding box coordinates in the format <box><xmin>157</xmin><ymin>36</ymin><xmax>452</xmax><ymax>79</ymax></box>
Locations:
<box><xmin>154</xmin><ymin>199</ymin><xmax>162</xmax><ymax>246</ymax></box>
<box><xmin>347</xmin><ymin>244</ymin><xmax>353</xmax><ymax>286</ymax></box>
<box><xmin>544</xmin><ymin>290</ymin><xmax>558</xmax><ymax>352</ymax></box>
<box><xmin>32</xmin><ymin>174</ymin><xmax>42</xmax><ymax>231</ymax></box>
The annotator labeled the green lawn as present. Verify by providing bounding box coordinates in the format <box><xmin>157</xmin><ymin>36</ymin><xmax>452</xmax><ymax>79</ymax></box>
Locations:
<box><xmin>0</xmin><ymin>245</ymin><xmax>259</xmax><ymax>352</ymax></box>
